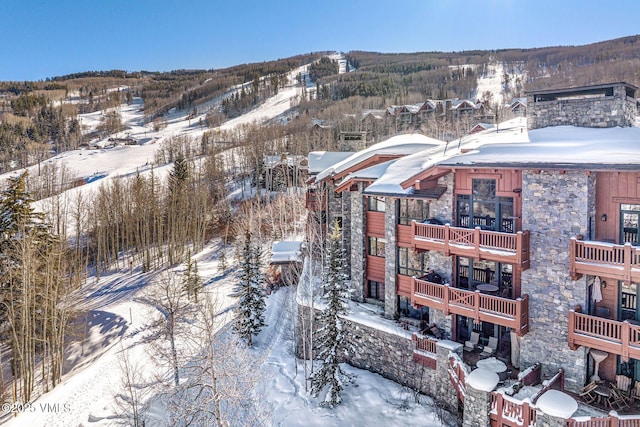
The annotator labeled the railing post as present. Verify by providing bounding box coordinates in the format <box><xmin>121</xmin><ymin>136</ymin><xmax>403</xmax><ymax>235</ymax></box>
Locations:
<box><xmin>568</xmin><ymin>310</ymin><xmax>576</xmax><ymax>349</ymax></box>
<box><xmin>443</xmin><ymin>284</ymin><xmax>450</xmax><ymax>316</ymax></box>
<box><xmin>474</xmin><ymin>290</ymin><xmax>481</xmax><ymax>323</ymax></box>
<box><xmin>411</xmin><ymin>277</ymin><xmax>418</xmax><ymax>307</ymax></box>
<box><xmin>622</xmin><ymin>321</ymin><xmax>630</xmax><ymax>362</ymax></box>
<box><xmin>496</xmin><ymin>393</ymin><xmax>504</xmax><ymax>425</ymax></box>
<box><xmin>443</xmin><ymin>223</ymin><xmax>450</xmax><ymax>256</ymax></box>
<box><xmin>473</xmin><ymin>226</ymin><xmax>481</xmax><ymax>259</ymax></box>
<box><xmin>516</xmin><ymin>231</ymin><xmax>523</xmax><ymax>267</ymax></box>
<box><xmin>569</xmin><ymin>237</ymin><xmax>577</xmax><ymax>280</ymax></box>
<box><xmin>522</xmin><ymin>401</ymin><xmax>531</xmax><ymax>427</ymax></box>
<box><xmin>624</xmin><ymin>242</ymin><xmax>632</xmax><ymax>285</ymax></box>
<box><xmin>515</xmin><ymin>296</ymin><xmax>523</xmax><ymax>333</ymax></box>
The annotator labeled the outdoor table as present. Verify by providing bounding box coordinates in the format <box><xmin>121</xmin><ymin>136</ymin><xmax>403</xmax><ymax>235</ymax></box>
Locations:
<box><xmin>594</xmin><ymin>384</ymin><xmax>612</xmax><ymax>408</ymax></box>
<box><xmin>476</xmin><ymin>357</ymin><xmax>507</xmax><ymax>380</ymax></box>
<box><xmin>476</xmin><ymin>283</ymin><xmax>499</xmax><ymax>293</ymax></box>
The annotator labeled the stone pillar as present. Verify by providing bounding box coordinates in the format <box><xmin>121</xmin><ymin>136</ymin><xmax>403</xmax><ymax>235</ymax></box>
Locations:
<box><xmin>350</xmin><ymin>186</ymin><xmax>365</xmax><ymax>302</ymax></box>
<box><xmin>535</xmin><ymin>411</ymin><xmax>569</xmax><ymax>427</ymax></box>
<box><xmin>462</xmin><ymin>368</ymin><xmax>499</xmax><ymax>427</ymax></box>
<box><xmin>462</xmin><ymin>385</ymin><xmax>492</xmax><ymax>427</ymax></box>
<box><xmin>384</xmin><ymin>198</ymin><xmax>398</xmax><ymax>319</ymax></box>
<box><xmin>435</xmin><ymin>340</ymin><xmax>463</xmax><ymax>414</ymax></box>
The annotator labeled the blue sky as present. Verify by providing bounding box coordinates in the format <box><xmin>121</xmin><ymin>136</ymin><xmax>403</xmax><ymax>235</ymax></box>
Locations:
<box><xmin>2</xmin><ymin>0</ymin><xmax>639</xmax><ymax>81</ymax></box>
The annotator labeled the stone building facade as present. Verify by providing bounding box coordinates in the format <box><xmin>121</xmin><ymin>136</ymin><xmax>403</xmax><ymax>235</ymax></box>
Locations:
<box><xmin>520</xmin><ymin>169</ymin><xmax>591</xmax><ymax>391</ymax></box>
<box><xmin>527</xmin><ymin>82</ymin><xmax>638</xmax><ymax>130</ymax></box>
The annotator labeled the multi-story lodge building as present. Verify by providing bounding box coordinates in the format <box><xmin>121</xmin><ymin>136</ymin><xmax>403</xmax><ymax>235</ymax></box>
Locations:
<box><xmin>303</xmin><ymin>82</ymin><xmax>640</xmax><ymax>420</ymax></box>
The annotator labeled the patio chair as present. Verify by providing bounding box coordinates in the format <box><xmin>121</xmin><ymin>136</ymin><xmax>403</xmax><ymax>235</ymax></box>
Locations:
<box><xmin>616</xmin><ymin>374</ymin><xmax>632</xmax><ymax>395</ymax></box>
<box><xmin>609</xmin><ymin>384</ymin><xmax>631</xmax><ymax>410</ymax></box>
<box><xmin>464</xmin><ymin>332</ymin><xmax>480</xmax><ymax>352</ymax></box>
<box><xmin>578</xmin><ymin>381</ymin><xmax>598</xmax><ymax>404</ymax></box>
<box><xmin>632</xmin><ymin>381</ymin><xmax>640</xmax><ymax>402</ymax></box>
<box><xmin>480</xmin><ymin>336</ymin><xmax>498</xmax><ymax>357</ymax></box>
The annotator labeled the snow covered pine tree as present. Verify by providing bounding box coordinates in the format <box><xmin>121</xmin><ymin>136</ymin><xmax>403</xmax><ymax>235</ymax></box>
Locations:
<box><xmin>310</xmin><ymin>219</ymin><xmax>351</xmax><ymax>407</ymax></box>
<box><xmin>232</xmin><ymin>229</ymin><xmax>266</xmax><ymax>346</ymax></box>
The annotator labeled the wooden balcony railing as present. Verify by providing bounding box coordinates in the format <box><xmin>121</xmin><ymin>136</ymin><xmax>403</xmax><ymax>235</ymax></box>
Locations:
<box><xmin>411</xmin><ymin>222</ymin><xmax>530</xmax><ymax>270</ymax></box>
<box><xmin>411</xmin><ymin>278</ymin><xmax>529</xmax><ymax>336</ymax></box>
<box><xmin>570</xmin><ymin>238</ymin><xmax>640</xmax><ymax>284</ymax></box>
<box><xmin>568</xmin><ymin>310</ymin><xmax>640</xmax><ymax>361</ymax></box>
<box><xmin>490</xmin><ymin>393</ymin><xmax>536</xmax><ymax>427</ymax></box>
<box><xmin>412</xmin><ymin>332</ymin><xmax>438</xmax><ymax>354</ymax></box>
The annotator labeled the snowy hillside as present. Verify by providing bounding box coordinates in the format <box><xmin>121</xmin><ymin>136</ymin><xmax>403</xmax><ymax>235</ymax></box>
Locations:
<box><xmin>0</xmin><ymin>55</ymin><xmax>450</xmax><ymax>427</ymax></box>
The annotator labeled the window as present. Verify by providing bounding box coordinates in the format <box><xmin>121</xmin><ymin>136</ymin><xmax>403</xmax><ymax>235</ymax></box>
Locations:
<box><xmin>368</xmin><ymin>280</ymin><xmax>384</xmax><ymax>301</ymax></box>
<box><xmin>621</xmin><ymin>204</ymin><xmax>640</xmax><ymax>245</ymax></box>
<box><xmin>456</xmin><ymin>257</ymin><xmax>513</xmax><ymax>296</ymax></box>
<box><xmin>398</xmin><ymin>296</ymin><xmax>428</xmax><ymax>320</ymax></box>
<box><xmin>456</xmin><ymin>179</ymin><xmax>514</xmax><ymax>232</ymax></box>
<box><xmin>333</xmin><ymin>191</ymin><xmax>342</xmax><ymax>199</ymax></box>
<box><xmin>397</xmin><ymin>247</ymin><xmax>428</xmax><ymax>277</ymax></box>
<box><xmin>398</xmin><ymin>199</ymin><xmax>429</xmax><ymax>225</ymax></box>
<box><xmin>367</xmin><ymin>196</ymin><xmax>385</xmax><ymax>212</ymax></box>
<box><xmin>368</xmin><ymin>236</ymin><xmax>386</xmax><ymax>257</ymax></box>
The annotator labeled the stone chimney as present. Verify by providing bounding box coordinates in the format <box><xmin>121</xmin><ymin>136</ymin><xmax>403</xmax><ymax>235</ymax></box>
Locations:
<box><xmin>526</xmin><ymin>82</ymin><xmax>638</xmax><ymax>130</ymax></box>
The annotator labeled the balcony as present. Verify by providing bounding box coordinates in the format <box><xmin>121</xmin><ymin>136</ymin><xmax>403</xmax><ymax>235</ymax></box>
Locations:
<box><xmin>570</xmin><ymin>238</ymin><xmax>640</xmax><ymax>284</ymax></box>
<box><xmin>411</xmin><ymin>277</ymin><xmax>529</xmax><ymax>336</ymax></box>
<box><xmin>411</xmin><ymin>222</ymin><xmax>530</xmax><ymax>270</ymax></box>
<box><xmin>568</xmin><ymin>311</ymin><xmax>640</xmax><ymax>361</ymax></box>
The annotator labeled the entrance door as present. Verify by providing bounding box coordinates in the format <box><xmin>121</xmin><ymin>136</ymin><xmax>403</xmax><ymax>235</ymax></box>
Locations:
<box><xmin>619</xmin><ymin>282</ymin><xmax>640</xmax><ymax>381</ymax></box>
<box><xmin>620</xmin><ymin>204</ymin><xmax>640</xmax><ymax>245</ymax></box>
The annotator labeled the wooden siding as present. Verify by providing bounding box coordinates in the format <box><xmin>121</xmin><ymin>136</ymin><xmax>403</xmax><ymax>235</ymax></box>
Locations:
<box><xmin>366</xmin><ymin>255</ymin><xmax>385</xmax><ymax>283</ymax></box>
<box><xmin>396</xmin><ymin>274</ymin><xmax>413</xmax><ymax>297</ymax></box>
<box><xmin>455</xmin><ymin>169</ymin><xmax>522</xmax><ymax>195</ymax></box>
<box><xmin>396</xmin><ymin>224</ymin><xmax>413</xmax><ymax>247</ymax></box>
<box><xmin>411</xmin><ymin>278</ymin><xmax>529</xmax><ymax>335</ymax></box>
<box><xmin>568</xmin><ymin>310</ymin><xmax>640</xmax><ymax>362</ymax></box>
<box><xmin>366</xmin><ymin>211</ymin><xmax>385</xmax><ymax>238</ymax></box>
<box><xmin>595</xmin><ymin>171</ymin><xmax>640</xmax><ymax>243</ymax></box>
<box><xmin>412</xmin><ymin>222</ymin><xmax>530</xmax><ymax>270</ymax></box>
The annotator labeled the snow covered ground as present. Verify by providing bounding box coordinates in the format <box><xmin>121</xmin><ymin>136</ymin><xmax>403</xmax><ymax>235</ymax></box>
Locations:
<box><xmin>0</xmin><ymin>55</ymin><xmax>451</xmax><ymax>426</ymax></box>
<box><xmin>1</xmin><ymin>244</ymin><xmax>448</xmax><ymax>426</ymax></box>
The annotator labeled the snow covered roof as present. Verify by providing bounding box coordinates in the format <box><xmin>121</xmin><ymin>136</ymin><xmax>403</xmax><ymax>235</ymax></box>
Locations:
<box><xmin>314</xmin><ymin>133</ymin><xmax>444</xmax><ymax>183</ymax></box>
<box><xmin>270</xmin><ymin>241</ymin><xmax>303</xmax><ymax>264</ymax></box>
<box><xmin>335</xmin><ymin>160</ymin><xmax>396</xmax><ymax>191</ymax></box>
<box><xmin>441</xmin><ymin>124</ymin><xmax>640</xmax><ymax>170</ymax></box>
<box><xmin>308</xmin><ymin>151</ymin><xmax>355</xmax><ymax>175</ymax></box>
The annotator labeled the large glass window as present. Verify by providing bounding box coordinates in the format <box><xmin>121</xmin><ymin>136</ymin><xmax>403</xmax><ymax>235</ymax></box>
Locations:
<box><xmin>397</xmin><ymin>247</ymin><xmax>429</xmax><ymax>277</ymax></box>
<box><xmin>368</xmin><ymin>280</ymin><xmax>384</xmax><ymax>301</ymax></box>
<box><xmin>398</xmin><ymin>199</ymin><xmax>429</xmax><ymax>225</ymax></box>
<box><xmin>367</xmin><ymin>196</ymin><xmax>385</xmax><ymax>212</ymax></box>
<box><xmin>368</xmin><ymin>236</ymin><xmax>386</xmax><ymax>257</ymax></box>
<box><xmin>456</xmin><ymin>179</ymin><xmax>514</xmax><ymax>232</ymax></box>
<box><xmin>456</xmin><ymin>257</ymin><xmax>513</xmax><ymax>297</ymax></box>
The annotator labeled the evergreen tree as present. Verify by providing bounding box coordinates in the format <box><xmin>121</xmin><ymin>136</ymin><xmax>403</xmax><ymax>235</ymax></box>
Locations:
<box><xmin>232</xmin><ymin>229</ymin><xmax>266</xmax><ymax>346</ymax></box>
<box><xmin>182</xmin><ymin>250</ymin><xmax>201</xmax><ymax>303</ymax></box>
<box><xmin>310</xmin><ymin>219</ymin><xmax>350</xmax><ymax>407</ymax></box>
